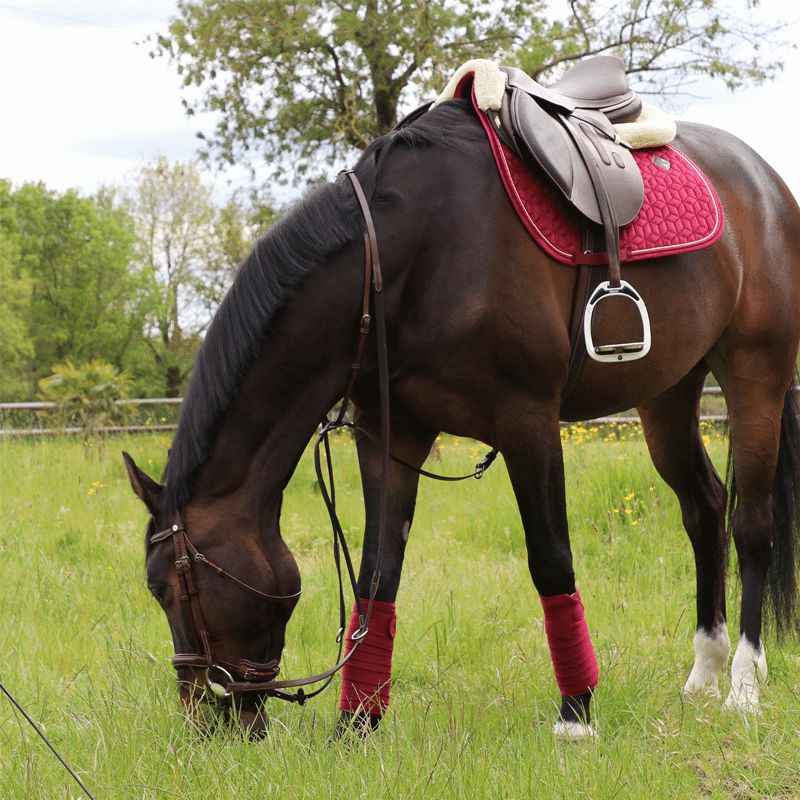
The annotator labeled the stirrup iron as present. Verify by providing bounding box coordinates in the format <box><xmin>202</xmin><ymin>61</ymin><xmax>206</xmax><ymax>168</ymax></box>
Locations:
<box><xmin>584</xmin><ymin>280</ymin><xmax>651</xmax><ymax>363</ymax></box>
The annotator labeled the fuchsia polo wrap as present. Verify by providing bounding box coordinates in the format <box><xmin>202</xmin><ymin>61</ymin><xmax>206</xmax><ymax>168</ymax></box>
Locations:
<box><xmin>339</xmin><ymin>599</ymin><xmax>396</xmax><ymax>716</ymax></box>
<box><xmin>539</xmin><ymin>589</ymin><xmax>599</xmax><ymax>696</ymax></box>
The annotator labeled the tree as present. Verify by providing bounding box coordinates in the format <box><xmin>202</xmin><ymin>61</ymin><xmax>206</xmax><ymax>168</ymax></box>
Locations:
<box><xmin>0</xmin><ymin>230</ymin><xmax>34</xmax><ymax>399</ymax></box>
<box><xmin>125</xmin><ymin>157</ymin><xmax>256</xmax><ymax>396</ymax></box>
<box><xmin>154</xmin><ymin>0</ymin><xmax>789</xmax><ymax>182</ymax></box>
<box><xmin>0</xmin><ymin>181</ymin><xmax>143</xmax><ymax>398</ymax></box>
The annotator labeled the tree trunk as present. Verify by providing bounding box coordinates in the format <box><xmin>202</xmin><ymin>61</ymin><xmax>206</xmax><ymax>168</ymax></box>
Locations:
<box><xmin>165</xmin><ymin>365</ymin><xmax>182</xmax><ymax>398</ymax></box>
<box><xmin>374</xmin><ymin>86</ymin><xmax>398</xmax><ymax>134</ymax></box>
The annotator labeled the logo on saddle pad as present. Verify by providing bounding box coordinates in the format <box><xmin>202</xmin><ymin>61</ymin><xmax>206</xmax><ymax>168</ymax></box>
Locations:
<box><xmin>653</xmin><ymin>155</ymin><xmax>671</xmax><ymax>171</ymax></box>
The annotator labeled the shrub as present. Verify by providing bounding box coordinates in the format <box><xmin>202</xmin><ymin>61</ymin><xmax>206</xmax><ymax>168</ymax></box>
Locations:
<box><xmin>38</xmin><ymin>360</ymin><xmax>134</xmax><ymax>452</ymax></box>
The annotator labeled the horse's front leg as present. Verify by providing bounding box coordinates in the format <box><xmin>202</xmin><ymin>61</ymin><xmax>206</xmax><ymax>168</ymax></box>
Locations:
<box><xmin>501</xmin><ymin>406</ymin><xmax>599</xmax><ymax>739</ymax></box>
<box><xmin>336</xmin><ymin>412</ymin><xmax>437</xmax><ymax>734</ymax></box>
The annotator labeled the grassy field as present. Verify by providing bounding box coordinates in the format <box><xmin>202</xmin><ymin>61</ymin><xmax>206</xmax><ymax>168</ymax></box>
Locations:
<box><xmin>1</xmin><ymin>427</ymin><xmax>799</xmax><ymax>799</ymax></box>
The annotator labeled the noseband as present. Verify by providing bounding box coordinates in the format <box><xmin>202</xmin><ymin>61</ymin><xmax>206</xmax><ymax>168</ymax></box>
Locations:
<box><xmin>149</xmin><ymin>171</ymin><xmax>387</xmax><ymax>707</ymax></box>
<box><xmin>149</xmin><ymin>521</ymin><xmax>300</xmax><ymax>701</ymax></box>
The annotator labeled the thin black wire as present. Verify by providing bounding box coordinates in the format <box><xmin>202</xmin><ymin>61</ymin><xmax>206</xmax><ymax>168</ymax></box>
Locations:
<box><xmin>0</xmin><ymin>677</ymin><xmax>96</xmax><ymax>799</ymax></box>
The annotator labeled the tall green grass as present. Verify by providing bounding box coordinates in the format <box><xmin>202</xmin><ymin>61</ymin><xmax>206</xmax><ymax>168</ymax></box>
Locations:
<box><xmin>0</xmin><ymin>430</ymin><xmax>798</xmax><ymax>799</ymax></box>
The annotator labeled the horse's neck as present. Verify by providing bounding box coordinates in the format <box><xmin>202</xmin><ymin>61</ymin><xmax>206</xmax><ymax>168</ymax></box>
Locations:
<box><xmin>190</xmin><ymin>249</ymin><xmax>363</xmax><ymax>515</ymax></box>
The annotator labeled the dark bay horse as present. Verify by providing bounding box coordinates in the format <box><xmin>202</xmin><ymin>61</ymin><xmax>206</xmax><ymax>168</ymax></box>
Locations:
<box><xmin>124</xmin><ymin>99</ymin><xmax>800</xmax><ymax>738</ymax></box>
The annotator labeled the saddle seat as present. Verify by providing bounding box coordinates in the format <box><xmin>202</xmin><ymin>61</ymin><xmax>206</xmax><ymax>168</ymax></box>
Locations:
<box><xmin>547</xmin><ymin>56</ymin><xmax>643</xmax><ymax>121</ymax></box>
<box><xmin>494</xmin><ymin>58</ymin><xmax>645</xmax><ymax>230</ymax></box>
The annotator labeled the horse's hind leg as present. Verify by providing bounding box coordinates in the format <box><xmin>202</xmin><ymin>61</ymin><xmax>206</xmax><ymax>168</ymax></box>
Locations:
<box><xmin>336</xmin><ymin>411</ymin><xmax>437</xmax><ymax>733</ymax></box>
<box><xmin>712</xmin><ymin>366</ymin><xmax>791</xmax><ymax>711</ymax></box>
<box><xmin>637</xmin><ymin>366</ymin><xmax>730</xmax><ymax>696</ymax></box>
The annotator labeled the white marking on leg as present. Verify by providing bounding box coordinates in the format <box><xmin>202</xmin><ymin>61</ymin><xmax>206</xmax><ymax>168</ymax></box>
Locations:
<box><xmin>553</xmin><ymin>719</ymin><xmax>596</xmax><ymax>741</ymax></box>
<box><xmin>723</xmin><ymin>634</ymin><xmax>767</xmax><ymax>713</ymax></box>
<box><xmin>400</xmin><ymin>519</ymin><xmax>411</xmax><ymax>542</ymax></box>
<box><xmin>682</xmin><ymin>623</ymin><xmax>730</xmax><ymax>697</ymax></box>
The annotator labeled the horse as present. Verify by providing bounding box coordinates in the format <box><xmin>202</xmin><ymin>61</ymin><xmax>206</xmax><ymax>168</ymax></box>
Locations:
<box><xmin>124</xmin><ymin>97</ymin><xmax>800</xmax><ymax>739</ymax></box>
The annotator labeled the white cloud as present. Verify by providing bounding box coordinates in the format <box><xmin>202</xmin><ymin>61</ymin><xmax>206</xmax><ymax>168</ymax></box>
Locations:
<box><xmin>0</xmin><ymin>7</ymin><xmax>211</xmax><ymax>192</ymax></box>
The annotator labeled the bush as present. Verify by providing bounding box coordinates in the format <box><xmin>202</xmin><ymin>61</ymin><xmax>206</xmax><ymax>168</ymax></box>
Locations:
<box><xmin>38</xmin><ymin>360</ymin><xmax>134</xmax><ymax>451</ymax></box>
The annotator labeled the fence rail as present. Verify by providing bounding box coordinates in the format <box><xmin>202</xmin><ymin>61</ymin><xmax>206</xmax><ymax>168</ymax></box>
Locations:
<box><xmin>0</xmin><ymin>389</ymin><xmax>731</xmax><ymax>438</ymax></box>
<box><xmin>0</xmin><ymin>398</ymin><xmax>183</xmax><ymax>410</ymax></box>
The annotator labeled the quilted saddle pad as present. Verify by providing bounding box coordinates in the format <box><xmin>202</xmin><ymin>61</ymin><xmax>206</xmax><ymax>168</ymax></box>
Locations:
<box><xmin>475</xmin><ymin>103</ymin><xmax>725</xmax><ymax>265</ymax></box>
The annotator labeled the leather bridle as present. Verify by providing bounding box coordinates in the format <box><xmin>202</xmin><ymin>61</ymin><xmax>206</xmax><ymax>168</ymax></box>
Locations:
<box><xmin>149</xmin><ymin>170</ymin><xmax>389</xmax><ymax>707</ymax></box>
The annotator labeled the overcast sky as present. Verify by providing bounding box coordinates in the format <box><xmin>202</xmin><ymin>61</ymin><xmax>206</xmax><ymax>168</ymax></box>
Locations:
<box><xmin>1</xmin><ymin>0</ymin><xmax>799</xmax><ymax>203</ymax></box>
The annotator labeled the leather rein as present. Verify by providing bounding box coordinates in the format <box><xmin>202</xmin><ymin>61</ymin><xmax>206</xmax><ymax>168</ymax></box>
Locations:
<box><xmin>149</xmin><ymin>170</ymin><xmax>497</xmax><ymax>708</ymax></box>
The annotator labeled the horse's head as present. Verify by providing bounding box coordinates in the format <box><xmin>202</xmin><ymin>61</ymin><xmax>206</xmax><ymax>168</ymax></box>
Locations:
<box><xmin>123</xmin><ymin>452</ymin><xmax>301</xmax><ymax>737</ymax></box>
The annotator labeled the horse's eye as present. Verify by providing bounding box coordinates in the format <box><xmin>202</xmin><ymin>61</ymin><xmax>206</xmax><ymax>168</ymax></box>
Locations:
<box><xmin>148</xmin><ymin>583</ymin><xmax>166</xmax><ymax>603</ymax></box>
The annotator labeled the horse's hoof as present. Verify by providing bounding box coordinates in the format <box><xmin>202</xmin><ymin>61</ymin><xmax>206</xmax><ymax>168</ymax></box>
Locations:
<box><xmin>722</xmin><ymin>637</ymin><xmax>766</xmax><ymax>715</ymax></box>
<box><xmin>722</xmin><ymin>693</ymin><xmax>762</xmax><ymax>715</ymax></box>
<box><xmin>681</xmin><ymin>680</ymin><xmax>721</xmax><ymax>698</ymax></box>
<box><xmin>333</xmin><ymin>710</ymin><xmax>381</xmax><ymax>740</ymax></box>
<box><xmin>553</xmin><ymin>719</ymin><xmax>596</xmax><ymax>741</ymax></box>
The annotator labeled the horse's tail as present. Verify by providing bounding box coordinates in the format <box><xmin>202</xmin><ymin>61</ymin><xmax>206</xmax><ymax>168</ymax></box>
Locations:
<box><xmin>728</xmin><ymin>383</ymin><xmax>800</xmax><ymax>638</ymax></box>
<box><xmin>769</xmin><ymin>384</ymin><xmax>800</xmax><ymax>636</ymax></box>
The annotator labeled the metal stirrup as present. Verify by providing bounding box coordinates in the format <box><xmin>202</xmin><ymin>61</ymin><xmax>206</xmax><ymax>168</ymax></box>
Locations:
<box><xmin>584</xmin><ymin>280</ymin><xmax>651</xmax><ymax>363</ymax></box>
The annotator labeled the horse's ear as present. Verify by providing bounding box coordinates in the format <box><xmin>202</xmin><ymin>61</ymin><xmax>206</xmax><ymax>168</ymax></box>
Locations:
<box><xmin>122</xmin><ymin>451</ymin><xmax>163</xmax><ymax>517</ymax></box>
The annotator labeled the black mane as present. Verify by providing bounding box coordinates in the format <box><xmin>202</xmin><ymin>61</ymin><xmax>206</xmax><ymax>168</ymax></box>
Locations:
<box><xmin>161</xmin><ymin>100</ymin><xmax>482</xmax><ymax>516</ymax></box>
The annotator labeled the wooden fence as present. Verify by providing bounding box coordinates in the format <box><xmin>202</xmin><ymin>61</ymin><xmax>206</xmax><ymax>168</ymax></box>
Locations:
<box><xmin>0</xmin><ymin>390</ymin><xmax>729</xmax><ymax>437</ymax></box>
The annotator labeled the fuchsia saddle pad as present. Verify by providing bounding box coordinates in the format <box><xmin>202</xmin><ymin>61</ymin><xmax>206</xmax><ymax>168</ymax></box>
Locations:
<box><xmin>473</xmin><ymin>98</ymin><xmax>725</xmax><ymax>265</ymax></box>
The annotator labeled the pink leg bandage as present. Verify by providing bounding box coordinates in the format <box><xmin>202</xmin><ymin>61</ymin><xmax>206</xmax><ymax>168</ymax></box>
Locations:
<box><xmin>339</xmin><ymin>599</ymin><xmax>396</xmax><ymax>716</ymax></box>
<box><xmin>540</xmin><ymin>589</ymin><xmax>599</xmax><ymax>696</ymax></box>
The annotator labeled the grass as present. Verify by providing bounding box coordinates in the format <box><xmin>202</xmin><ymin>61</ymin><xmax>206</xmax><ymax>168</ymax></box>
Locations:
<box><xmin>1</xmin><ymin>428</ymin><xmax>799</xmax><ymax>799</ymax></box>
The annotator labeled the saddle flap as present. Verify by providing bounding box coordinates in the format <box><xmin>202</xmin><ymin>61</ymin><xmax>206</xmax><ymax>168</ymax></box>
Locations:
<box><xmin>565</xmin><ymin>112</ymin><xmax>645</xmax><ymax>226</ymax></box>
<box><xmin>508</xmin><ymin>87</ymin><xmax>644</xmax><ymax>227</ymax></box>
<box><xmin>509</xmin><ymin>88</ymin><xmax>575</xmax><ymax>200</ymax></box>
<box><xmin>504</xmin><ymin>67</ymin><xmax>577</xmax><ymax>114</ymax></box>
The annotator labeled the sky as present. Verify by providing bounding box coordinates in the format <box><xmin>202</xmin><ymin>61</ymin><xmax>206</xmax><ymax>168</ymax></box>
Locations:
<box><xmin>0</xmin><ymin>0</ymin><xmax>799</xmax><ymax>203</ymax></box>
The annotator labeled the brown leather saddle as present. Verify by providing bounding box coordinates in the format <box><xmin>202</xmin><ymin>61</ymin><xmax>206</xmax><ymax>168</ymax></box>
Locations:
<box><xmin>485</xmin><ymin>56</ymin><xmax>652</xmax><ymax>366</ymax></box>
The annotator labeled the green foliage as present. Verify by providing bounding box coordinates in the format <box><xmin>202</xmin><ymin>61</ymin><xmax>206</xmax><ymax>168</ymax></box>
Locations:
<box><xmin>0</xmin><ymin>180</ymin><xmax>145</xmax><ymax>399</ymax></box>
<box><xmin>0</xmin><ymin>169</ymin><xmax>269</xmax><ymax>401</ymax></box>
<box><xmin>155</xmin><ymin>0</ymin><xmax>539</xmax><ymax>180</ymax></box>
<box><xmin>38</xmin><ymin>360</ymin><xmax>134</xmax><ymax>440</ymax></box>
<box><xmin>155</xmin><ymin>0</ymin><xmax>790</xmax><ymax>182</ymax></box>
<box><xmin>0</xmin><ymin>228</ymin><xmax>33</xmax><ymax>398</ymax></box>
